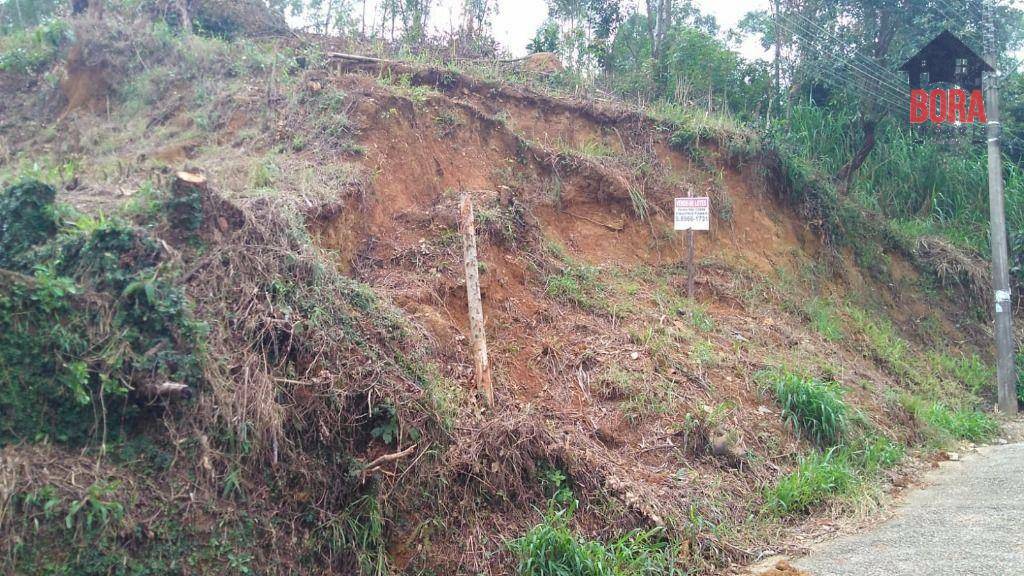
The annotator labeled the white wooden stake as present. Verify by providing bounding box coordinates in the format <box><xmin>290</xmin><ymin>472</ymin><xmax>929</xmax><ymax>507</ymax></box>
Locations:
<box><xmin>460</xmin><ymin>191</ymin><xmax>494</xmax><ymax>408</ymax></box>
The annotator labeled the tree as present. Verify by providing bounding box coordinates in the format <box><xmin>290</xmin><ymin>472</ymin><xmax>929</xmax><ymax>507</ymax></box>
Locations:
<box><xmin>268</xmin><ymin>0</ymin><xmax>356</xmax><ymax>35</ymax></box>
<box><xmin>527</xmin><ymin>19</ymin><xmax>559</xmax><ymax>53</ymax></box>
<box><xmin>529</xmin><ymin>0</ymin><xmax>621</xmax><ymax>72</ymax></box>
<box><xmin>1</xmin><ymin>0</ymin><xmax>64</xmax><ymax>32</ymax></box>
<box><xmin>643</xmin><ymin>0</ymin><xmax>670</xmax><ymax>63</ymax></box>
<box><xmin>461</xmin><ymin>0</ymin><xmax>493</xmax><ymax>44</ymax></box>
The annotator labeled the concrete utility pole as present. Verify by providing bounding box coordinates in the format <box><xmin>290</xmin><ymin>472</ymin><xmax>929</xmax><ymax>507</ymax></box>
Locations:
<box><xmin>983</xmin><ymin>5</ymin><xmax>1017</xmax><ymax>415</ymax></box>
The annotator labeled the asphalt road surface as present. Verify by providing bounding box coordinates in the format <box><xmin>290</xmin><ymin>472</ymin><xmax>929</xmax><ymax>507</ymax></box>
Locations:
<box><xmin>795</xmin><ymin>443</ymin><xmax>1024</xmax><ymax>576</ymax></box>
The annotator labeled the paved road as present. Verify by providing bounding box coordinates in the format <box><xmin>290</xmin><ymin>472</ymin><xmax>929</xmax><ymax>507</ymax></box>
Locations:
<box><xmin>795</xmin><ymin>443</ymin><xmax>1024</xmax><ymax>576</ymax></box>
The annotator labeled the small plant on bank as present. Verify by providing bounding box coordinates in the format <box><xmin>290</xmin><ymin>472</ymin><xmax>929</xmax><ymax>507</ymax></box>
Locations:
<box><xmin>758</xmin><ymin>368</ymin><xmax>848</xmax><ymax>447</ymax></box>
<box><xmin>763</xmin><ymin>448</ymin><xmax>855</xmax><ymax>515</ymax></box>
<box><xmin>509</xmin><ymin>507</ymin><xmax>684</xmax><ymax>576</ymax></box>
<box><xmin>805</xmin><ymin>297</ymin><xmax>843</xmax><ymax>342</ymax></box>
<box><xmin>845</xmin><ymin>434</ymin><xmax>904</xmax><ymax>473</ymax></box>
<box><xmin>919</xmin><ymin>402</ymin><xmax>998</xmax><ymax>443</ymax></box>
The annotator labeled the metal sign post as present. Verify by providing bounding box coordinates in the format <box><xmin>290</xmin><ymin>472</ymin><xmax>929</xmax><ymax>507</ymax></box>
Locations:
<box><xmin>674</xmin><ymin>196</ymin><xmax>710</xmax><ymax>300</ymax></box>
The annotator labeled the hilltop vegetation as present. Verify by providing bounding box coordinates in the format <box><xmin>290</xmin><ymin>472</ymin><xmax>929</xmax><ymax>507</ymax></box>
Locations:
<box><xmin>0</xmin><ymin>1</ymin><xmax>1020</xmax><ymax>575</ymax></box>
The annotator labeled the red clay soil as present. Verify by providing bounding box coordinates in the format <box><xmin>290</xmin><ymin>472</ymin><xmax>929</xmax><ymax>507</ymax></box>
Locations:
<box><xmin>4</xmin><ymin>42</ymin><xmax>993</xmax><ymax>572</ymax></box>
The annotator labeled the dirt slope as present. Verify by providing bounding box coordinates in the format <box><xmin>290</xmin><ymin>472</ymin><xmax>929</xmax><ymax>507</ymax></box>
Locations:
<box><xmin>0</xmin><ymin>19</ymin><xmax>1001</xmax><ymax>575</ymax></box>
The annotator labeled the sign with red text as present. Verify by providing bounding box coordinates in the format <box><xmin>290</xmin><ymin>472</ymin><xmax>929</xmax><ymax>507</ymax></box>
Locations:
<box><xmin>909</xmin><ymin>88</ymin><xmax>987</xmax><ymax>124</ymax></box>
<box><xmin>674</xmin><ymin>197</ymin><xmax>710</xmax><ymax>231</ymax></box>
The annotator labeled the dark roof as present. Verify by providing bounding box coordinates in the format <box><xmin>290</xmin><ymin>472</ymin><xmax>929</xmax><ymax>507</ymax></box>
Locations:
<box><xmin>899</xmin><ymin>30</ymin><xmax>993</xmax><ymax>72</ymax></box>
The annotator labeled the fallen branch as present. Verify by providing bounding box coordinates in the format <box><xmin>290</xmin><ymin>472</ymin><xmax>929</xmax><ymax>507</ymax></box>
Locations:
<box><xmin>360</xmin><ymin>444</ymin><xmax>418</xmax><ymax>482</ymax></box>
<box><xmin>327</xmin><ymin>52</ymin><xmax>393</xmax><ymax>64</ymax></box>
<box><xmin>135</xmin><ymin>381</ymin><xmax>192</xmax><ymax>403</ymax></box>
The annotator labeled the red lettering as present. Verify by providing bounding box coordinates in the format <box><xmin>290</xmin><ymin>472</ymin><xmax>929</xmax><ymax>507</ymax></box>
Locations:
<box><xmin>909</xmin><ymin>89</ymin><xmax>928</xmax><ymax>123</ymax></box>
<box><xmin>948</xmin><ymin>88</ymin><xmax>967</xmax><ymax>123</ymax></box>
<box><xmin>966</xmin><ymin>89</ymin><xmax>987</xmax><ymax>123</ymax></box>
<box><xmin>929</xmin><ymin>89</ymin><xmax>946</xmax><ymax>123</ymax></box>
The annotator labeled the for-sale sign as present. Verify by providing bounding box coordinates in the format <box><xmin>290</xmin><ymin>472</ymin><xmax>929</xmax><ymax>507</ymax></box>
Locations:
<box><xmin>674</xmin><ymin>197</ymin><xmax>710</xmax><ymax>231</ymax></box>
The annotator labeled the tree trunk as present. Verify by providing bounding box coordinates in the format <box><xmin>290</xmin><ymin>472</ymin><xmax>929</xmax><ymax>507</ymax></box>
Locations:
<box><xmin>835</xmin><ymin>5</ymin><xmax>893</xmax><ymax>194</ymax></box>
<box><xmin>835</xmin><ymin>118</ymin><xmax>877</xmax><ymax>194</ymax></box>
<box><xmin>177</xmin><ymin>0</ymin><xmax>191</xmax><ymax>34</ymax></box>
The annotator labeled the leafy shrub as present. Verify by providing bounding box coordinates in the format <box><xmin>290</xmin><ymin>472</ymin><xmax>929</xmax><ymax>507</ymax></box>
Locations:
<box><xmin>0</xmin><ymin>181</ymin><xmax>205</xmax><ymax>446</ymax></box>
<box><xmin>509</xmin><ymin>508</ymin><xmax>683</xmax><ymax>576</ymax></box>
<box><xmin>759</xmin><ymin>368</ymin><xmax>847</xmax><ymax>447</ymax></box>
<box><xmin>0</xmin><ymin>20</ymin><xmax>68</xmax><ymax>74</ymax></box>
<box><xmin>764</xmin><ymin>448</ymin><xmax>855</xmax><ymax>515</ymax></box>
<box><xmin>0</xmin><ymin>180</ymin><xmax>59</xmax><ymax>269</ymax></box>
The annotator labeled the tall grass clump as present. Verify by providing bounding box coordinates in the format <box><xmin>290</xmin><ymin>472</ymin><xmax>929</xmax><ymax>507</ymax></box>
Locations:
<box><xmin>920</xmin><ymin>402</ymin><xmax>998</xmax><ymax>443</ymax></box>
<box><xmin>805</xmin><ymin>297</ymin><xmax>843</xmax><ymax>342</ymax></box>
<box><xmin>763</xmin><ymin>448</ymin><xmax>856</xmax><ymax>516</ymax></box>
<box><xmin>509</xmin><ymin>508</ymin><xmax>683</xmax><ymax>576</ymax></box>
<box><xmin>845</xmin><ymin>306</ymin><xmax>910</xmax><ymax>375</ymax></box>
<box><xmin>758</xmin><ymin>368</ymin><xmax>847</xmax><ymax>447</ymax></box>
<box><xmin>844</xmin><ymin>434</ymin><xmax>905</xmax><ymax>473</ymax></box>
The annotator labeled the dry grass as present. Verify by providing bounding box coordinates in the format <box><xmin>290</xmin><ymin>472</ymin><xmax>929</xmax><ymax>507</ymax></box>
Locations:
<box><xmin>912</xmin><ymin>236</ymin><xmax>990</xmax><ymax>308</ymax></box>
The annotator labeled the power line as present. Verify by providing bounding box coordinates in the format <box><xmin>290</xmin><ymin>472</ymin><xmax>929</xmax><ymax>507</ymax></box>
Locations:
<box><xmin>787</xmin><ymin>12</ymin><xmax>907</xmax><ymax>87</ymax></box>
<box><xmin>778</xmin><ymin>15</ymin><xmax>907</xmax><ymax>99</ymax></box>
<box><xmin>771</xmin><ymin>35</ymin><xmax>906</xmax><ymax>116</ymax></box>
<box><xmin>785</xmin><ymin>12</ymin><xmax>909</xmax><ymax>98</ymax></box>
<box><xmin>776</xmin><ymin>15</ymin><xmax>909</xmax><ymax>108</ymax></box>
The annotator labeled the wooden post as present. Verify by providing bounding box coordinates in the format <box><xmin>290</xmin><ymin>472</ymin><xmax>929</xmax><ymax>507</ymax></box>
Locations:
<box><xmin>687</xmin><ymin>228</ymin><xmax>695</xmax><ymax>300</ymax></box>
<box><xmin>460</xmin><ymin>191</ymin><xmax>494</xmax><ymax>408</ymax></box>
<box><xmin>686</xmin><ymin>189</ymin><xmax>695</xmax><ymax>300</ymax></box>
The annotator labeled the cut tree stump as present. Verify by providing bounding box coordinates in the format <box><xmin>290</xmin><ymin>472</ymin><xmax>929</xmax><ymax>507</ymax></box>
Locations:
<box><xmin>169</xmin><ymin>171</ymin><xmax>208</xmax><ymax>233</ymax></box>
<box><xmin>174</xmin><ymin>170</ymin><xmax>207</xmax><ymax>192</ymax></box>
<box><xmin>460</xmin><ymin>191</ymin><xmax>494</xmax><ymax>408</ymax></box>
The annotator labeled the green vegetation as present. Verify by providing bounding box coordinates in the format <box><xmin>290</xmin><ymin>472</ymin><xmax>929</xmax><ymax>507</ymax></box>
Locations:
<box><xmin>544</xmin><ymin>242</ymin><xmax>609</xmax><ymax>312</ymax></box>
<box><xmin>764</xmin><ymin>434</ymin><xmax>904</xmax><ymax>516</ymax></box>
<box><xmin>846</xmin><ymin>305</ymin><xmax>911</xmax><ymax>376</ymax></box>
<box><xmin>11</xmin><ymin>484</ymin><xmax>261</xmax><ymax>575</ymax></box>
<box><xmin>0</xmin><ymin>180</ymin><xmax>59</xmax><ymax>268</ymax></box>
<box><xmin>930</xmin><ymin>352</ymin><xmax>994</xmax><ymax>396</ymax></box>
<box><xmin>764</xmin><ymin>448</ymin><xmax>856</xmax><ymax>515</ymax></box>
<box><xmin>509</xmin><ymin>509</ymin><xmax>683</xmax><ymax>576</ymax></box>
<box><xmin>0</xmin><ymin>182</ymin><xmax>205</xmax><ymax>446</ymax></box>
<box><xmin>779</xmin><ymin>105</ymin><xmax>1024</xmax><ymax>260</ymax></box>
<box><xmin>758</xmin><ymin>368</ymin><xmax>847</xmax><ymax>447</ymax></box>
<box><xmin>0</xmin><ymin>19</ymin><xmax>67</xmax><ymax>73</ymax></box>
<box><xmin>805</xmin><ymin>298</ymin><xmax>843</xmax><ymax>342</ymax></box>
<box><xmin>1</xmin><ymin>2</ymin><xmax>1020</xmax><ymax>573</ymax></box>
<box><xmin>903</xmin><ymin>397</ymin><xmax>1000</xmax><ymax>444</ymax></box>
<box><xmin>845</xmin><ymin>434</ymin><xmax>905</xmax><ymax>473</ymax></box>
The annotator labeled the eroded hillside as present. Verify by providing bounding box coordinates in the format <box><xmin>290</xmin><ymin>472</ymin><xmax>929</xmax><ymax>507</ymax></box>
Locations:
<box><xmin>0</xmin><ymin>9</ymin><xmax>1006</xmax><ymax>575</ymax></box>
